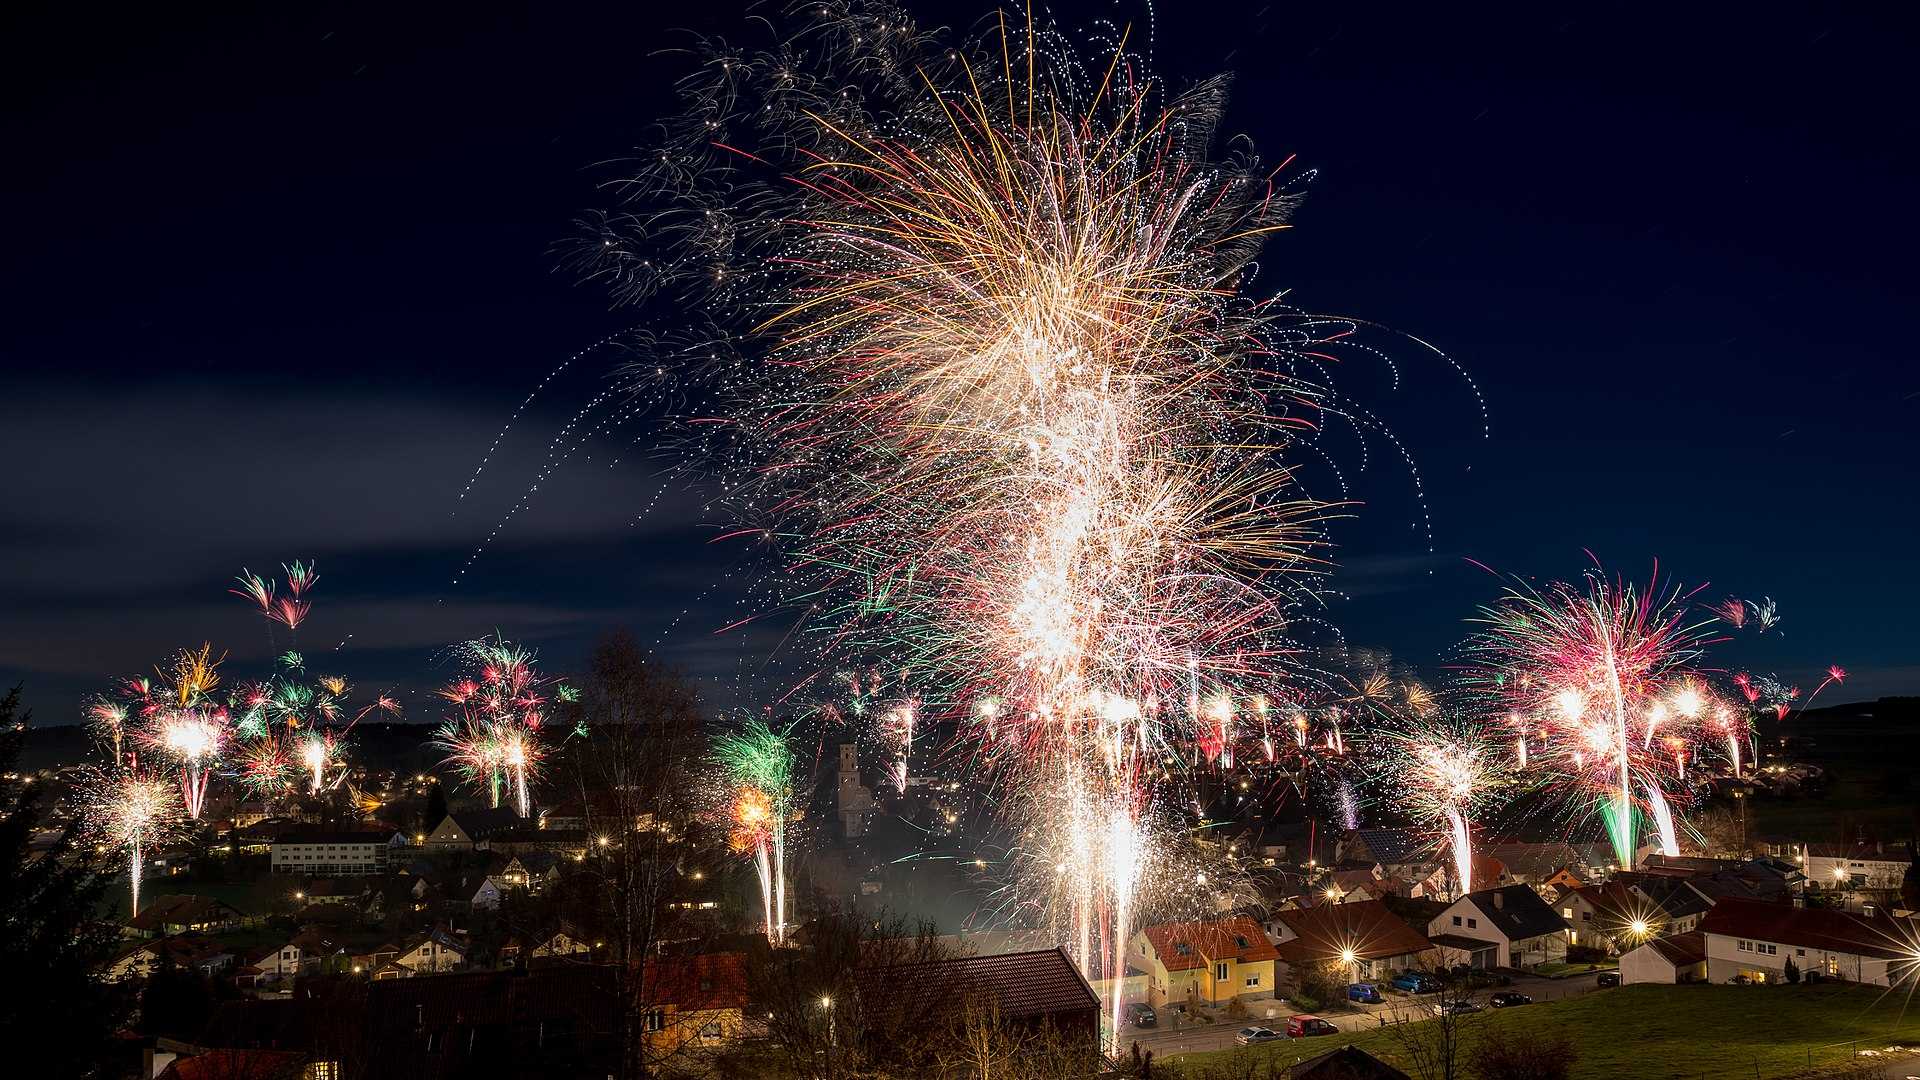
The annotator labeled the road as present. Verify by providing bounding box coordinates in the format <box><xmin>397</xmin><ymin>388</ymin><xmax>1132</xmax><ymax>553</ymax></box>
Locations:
<box><xmin>1118</xmin><ymin>971</ymin><xmax>1610</xmax><ymax>1060</ymax></box>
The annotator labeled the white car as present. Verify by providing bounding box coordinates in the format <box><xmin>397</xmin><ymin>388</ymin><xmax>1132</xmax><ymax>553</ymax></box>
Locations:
<box><xmin>1234</xmin><ymin>1026</ymin><xmax>1282</xmax><ymax>1046</ymax></box>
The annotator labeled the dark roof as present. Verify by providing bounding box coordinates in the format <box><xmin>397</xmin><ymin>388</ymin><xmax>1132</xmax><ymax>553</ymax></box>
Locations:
<box><xmin>1642</xmin><ymin>931</ymin><xmax>1707</xmax><ymax>967</ymax></box>
<box><xmin>1347</xmin><ymin>829</ymin><xmax>1419</xmax><ymax>864</ymax></box>
<box><xmin>1625</xmin><ymin>875</ymin><xmax>1715</xmax><ymax>919</ymax></box>
<box><xmin>1287</xmin><ymin>1044</ymin><xmax>1413</xmax><ymax>1080</ymax></box>
<box><xmin>1699</xmin><ymin>898</ymin><xmax>1916</xmax><ymax>960</ymax></box>
<box><xmin>1272</xmin><ymin>900</ymin><xmax>1433</xmax><ymax>964</ymax></box>
<box><xmin>1463</xmin><ymin>885</ymin><xmax>1565</xmax><ymax>941</ymax></box>
<box><xmin>444</xmin><ymin>808</ymin><xmax>522</xmax><ymax>838</ymax></box>
<box><xmin>127</xmin><ymin>893</ymin><xmax>241</xmax><ymax>930</ymax></box>
<box><xmin>855</xmin><ymin>947</ymin><xmax>1099</xmax><ymax>1022</ymax></box>
<box><xmin>272</xmin><ymin>831</ymin><xmax>388</xmax><ymax>846</ymax></box>
<box><xmin>1427</xmin><ymin>933</ymin><xmax>1498</xmax><ymax>952</ymax></box>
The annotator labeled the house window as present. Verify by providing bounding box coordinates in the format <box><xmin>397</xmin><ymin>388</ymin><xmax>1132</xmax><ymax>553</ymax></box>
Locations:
<box><xmin>1562</xmin><ymin>908</ymin><xmax>1573</xmax><ymax>918</ymax></box>
<box><xmin>1215</xmin><ymin>962</ymin><xmax>1229</xmax><ymax>981</ymax></box>
<box><xmin>698</xmin><ymin>1021</ymin><xmax>723</xmax><ymax>1042</ymax></box>
<box><xmin>1796</xmin><ymin>949</ymin><xmax>1805</xmax><ymax>956</ymax></box>
<box><xmin>1467</xmin><ymin>918</ymin><xmax>1478</xmax><ymax>929</ymax></box>
<box><xmin>1244</xmin><ymin>974</ymin><xmax>1260</xmax><ymax>988</ymax></box>
<box><xmin>643</xmin><ymin>1009</ymin><xmax>666</xmax><ymax>1033</ymax></box>
<box><xmin>1452</xmin><ymin>916</ymin><xmax>1462</xmax><ymax>927</ymax></box>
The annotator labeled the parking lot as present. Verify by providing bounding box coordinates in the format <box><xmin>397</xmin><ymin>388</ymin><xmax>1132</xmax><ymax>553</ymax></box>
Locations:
<box><xmin>1114</xmin><ymin>970</ymin><xmax>1610</xmax><ymax>1059</ymax></box>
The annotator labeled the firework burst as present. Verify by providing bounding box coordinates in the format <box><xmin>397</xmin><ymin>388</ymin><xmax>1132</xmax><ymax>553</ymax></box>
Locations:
<box><xmin>713</xmin><ymin>718</ymin><xmax>796</xmax><ymax>944</ymax></box>
<box><xmin>81</xmin><ymin>767</ymin><xmax>186</xmax><ymax>916</ymax></box>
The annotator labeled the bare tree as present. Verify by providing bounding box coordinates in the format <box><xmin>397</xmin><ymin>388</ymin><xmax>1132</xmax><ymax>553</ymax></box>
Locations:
<box><xmin>750</xmin><ymin>908</ymin><xmax>959</xmax><ymax>1078</ymax></box>
<box><xmin>556</xmin><ymin>631</ymin><xmax>713</xmax><ymax>1078</ymax></box>
<box><xmin>1379</xmin><ymin>970</ymin><xmax>1478</xmax><ymax>1080</ymax></box>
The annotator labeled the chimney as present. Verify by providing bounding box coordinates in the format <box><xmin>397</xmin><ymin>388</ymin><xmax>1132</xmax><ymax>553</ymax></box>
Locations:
<box><xmin>1492</xmin><ymin>890</ymin><xmax>1504</xmax><ymax>909</ymax></box>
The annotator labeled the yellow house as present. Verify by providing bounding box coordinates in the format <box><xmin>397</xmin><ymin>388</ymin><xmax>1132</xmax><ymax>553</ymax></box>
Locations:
<box><xmin>639</xmin><ymin>953</ymin><xmax>748</xmax><ymax>1054</ymax></box>
<box><xmin>1129</xmin><ymin>917</ymin><xmax>1278</xmax><ymax>1008</ymax></box>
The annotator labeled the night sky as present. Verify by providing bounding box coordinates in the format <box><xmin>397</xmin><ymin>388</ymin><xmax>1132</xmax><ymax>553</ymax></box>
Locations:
<box><xmin>6</xmin><ymin>3</ymin><xmax>1916</xmax><ymax>726</ymax></box>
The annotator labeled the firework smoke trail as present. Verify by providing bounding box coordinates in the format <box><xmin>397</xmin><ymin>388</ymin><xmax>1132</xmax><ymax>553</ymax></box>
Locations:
<box><xmin>83</xmin><ymin>767</ymin><xmax>185</xmax><ymax>916</ymax></box>
<box><xmin>713</xmin><ymin>719</ymin><xmax>796</xmax><ymax>944</ymax></box>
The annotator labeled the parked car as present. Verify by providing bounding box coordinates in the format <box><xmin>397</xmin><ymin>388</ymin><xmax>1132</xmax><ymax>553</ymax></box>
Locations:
<box><xmin>1286</xmin><ymin>1015</ymin><xmax>1339</xmax><ymax>1038</ymax></box>
<box><xmin>1347</xmin><ymin>983</ymin><xmax>1383</xmax><ymax>1004</ymax></box>
<box><xmin>1235</xmin><ymin>1026</ymin><xmax>1281</xmax><ymax>1046</ymax></box>
<box><xmin>1432</xmin><ymin>1000</ymin><xmax>1483</xmax><ymax>1016</ymax></box>
<box><xmin>1487</xmin><ymin>991</ymin><xmax>1533</xmax><ymax>1008</ymax></box>
<box><xmin>1391</xmin><ymin>972</ymin><xmax>1440</xmax><ymax>994</ymax></box>
<box><xmin>1596</xmin><ymin>971</ymin><xmax>1621</xmax><ymax>988</ymax></box>
<box><xmin>1124</xmin><ymin>1002</ymin><xmax>1157</xmax><ymax>1028</ymax></box>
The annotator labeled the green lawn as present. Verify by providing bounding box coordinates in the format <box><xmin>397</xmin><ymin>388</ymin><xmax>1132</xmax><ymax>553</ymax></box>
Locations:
<box><xmin>1175</xmin><ymin>984</ymin><xmax>1920</xmax><ymax>1079</ymax></box>
<box><xmin>1533</xmin><ymin>960</ymin><xmax>1617</xmax><ymax>977</ymax></box>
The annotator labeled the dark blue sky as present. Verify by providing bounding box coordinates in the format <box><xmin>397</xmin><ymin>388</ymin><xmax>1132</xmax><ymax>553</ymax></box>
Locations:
<box><xmin>5</xmin><ymin>2</ymin><xmax>1915</xmax><ymax>725</ymax></box>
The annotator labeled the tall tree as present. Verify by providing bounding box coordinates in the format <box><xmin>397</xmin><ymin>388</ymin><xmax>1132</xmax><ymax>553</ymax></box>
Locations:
<box><xmin>0</xmin><ymin>687</ymin><xmax>134</xmax><ymax>1075</ymax></box>
<box><xmin>556</xmin><ymin>631</ymin><xmax>710</xmax><ymax>1078</ymax></box>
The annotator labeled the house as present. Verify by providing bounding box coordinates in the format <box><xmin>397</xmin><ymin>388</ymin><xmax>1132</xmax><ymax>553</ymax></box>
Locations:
<box><xmin>297</xmin><ymin>878</ymin><xmax>366</xmax><ymax>906</ymax></box>
<box><xmin>1426</xmin><ymin>885</ymin><xmax>1568</xmax><ymax>970</ymax></box>
<box><xmin>270</xmin><ymin>832</ymin><xmax>390</xmax><ymax>876</ymax></box>
<box><xmin>485</xmin><ymin>827</ymin><xmax>590</xmax><ymax>858</ymax></box>
<box><xmin>1803</xmin><ymin>842</ymin><xmax>1912</xmax><ymax>910</ymax></box>
<box><xmin>637</xmin><ymin>953</ymin><xmax>751</xmax><ymax>1053</ymax></box>
<box><xmin>469</xmin><ymin>876</ymin><xmax>508</xmax><ymax>910</ymax></box>
<box><xmin>395</xmin><ymin>927</ymin><xmax>471</xmax><ymax>974</ymax></box>
<box><xmin>105</xmin><ymin>935</ymin><xmax>233</xmax><ymax>982</ymax></box>
<box><xmin>1483</xmin><ymin>842</ymin><xmax>1585</xmax><ymax>888</ymax></box>
<box><xmin>125</xmin><ymin>893</ymin><xmax>248</xmax><ymax>938</ymax></box>
<box><xmin>854</xmin><ymin>947</ymin><xmax>1101</xmax><ymax>1047</ymax></box>
<box><xmin>1284</xmin><ymin>1045</ymin><xmax>1412</xmax><ymax>1080</ymax></box>
<box><xmin>1619</xmin><ymin>874</ymin><xmax>1716</xmax><ymax>935</ymax></box>
<box><xmin>1269</xmin><ymin>899</ymin><xmax>1435</xmax><ymax>986</ymax></box>
<box><xmin>268</xmin><ymin>930</ymin><xmax>349</xmax><ymax>980</ymax></box>
<box><xmin>1619</xmin><ymin>931</ymin><xmax>1707</xmax><ymax>985</ymax></box>
<box><xmin>1540</xmin><ymin>865</ymin><xmax>1587</xmax><ymax>893</ymax></box>
<box><xmin>423</xmin><ymin>808</ymin><xmax>523</xmax><ymax>850</ymax></box>
<box><xmin>1700</xmin><ymin>897</ymin><xmax>1920</xmax><ymax>986</ymax></box>
<box><xmin>1339</xmin><ymin>829</ymin><xmax>1420</xmax><ymax>866</ymax></box>
<box><xmin>1555</xmin><ymin>882</ymin><xmax>1652</xmax><ymax>952</ymax></box>
<box><xmin>1639</xmin><ymin>855</ymin><xmax>1801</xmax><ymax>903</ymax></box>
<box><xmin>1128</xmin><ymin>917</ymin><xmax>1279</xmax><ymax>1008</ymax></box>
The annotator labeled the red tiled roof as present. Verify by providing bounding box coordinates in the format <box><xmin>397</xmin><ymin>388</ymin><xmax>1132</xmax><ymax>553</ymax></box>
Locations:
<box><xmin>1140</xmin><ymin>917</ymin><xmax>1278</xmax><ymax>972</ymax></box>
<box><xmin>1700</xmin><ymin>898</ymin><xmax>1915</xmax><ymax>961</ymax></box>
<box><xmin>160</xmin><ymin>1050</ymin><xmax>305</xmax><ymax>1080</ymax></box>
<box><xmin>1272</xmin><ymin>900</ymin><xmax>1434</xmax><ymax>964</ymax></box>
<box><xmin>641</xmin><ymin>953</ymin><xmax>749</xmax><ymax>1011</ymax></box>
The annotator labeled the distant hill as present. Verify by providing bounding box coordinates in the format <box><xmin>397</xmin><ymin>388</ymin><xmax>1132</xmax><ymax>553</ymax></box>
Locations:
<box><xmin>20</xmin><ymin>721</ymin><xmax>446</xmax><ymax>776</ymax></box>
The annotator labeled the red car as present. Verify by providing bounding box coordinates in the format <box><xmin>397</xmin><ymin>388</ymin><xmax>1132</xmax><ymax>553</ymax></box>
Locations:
<box><xmin>1286</xmin><ymin>1015</ymin><xmax>1338</xmax><ymax>1038</ymax></box>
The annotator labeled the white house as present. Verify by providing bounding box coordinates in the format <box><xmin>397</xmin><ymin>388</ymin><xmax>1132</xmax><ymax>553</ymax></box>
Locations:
<box><xmin>1802</xmin><ymin>843</ymin><xmax>1911</xmax><ymax>907</ymax></box>
<box><xmin>268</xmin><ymin>930</ymin><xmax>348</xmax><ymax>979</ymax></box>
<box><xmin>1619</xmin><ymin>931</ymin><xmax>1707</xmax><ymax>984</ymax></box>
<box><xmin>395</xmin><ymin>927</ymin><xmax>470</xmax><ymax>974</ymax></box>
<box><xmin>1700</xmin><ymin>898</ymin><xmax>1917</xmax><ymax>986</ymax></box>
<box><xmin>270</xmin><ymin>831</ymin><xmax>391</xmax><ymax>876</ymax></box>
<box><xmin>1426</xmin><ymin>885</ymin><xmax>1568</xmax><ymax>970</ymax></box>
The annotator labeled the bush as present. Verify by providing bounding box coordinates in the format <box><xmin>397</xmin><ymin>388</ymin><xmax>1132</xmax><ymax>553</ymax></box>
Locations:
<box><xmin>1470</xmin><ymin>1026</ymin><xmax>1577</xmax><ymax>1080</ymax></box>
<box><xmin>1289</xmin><ymin>993</ymin><xmax>1321</xmax><ymax>1012</ymax></box>
<box><xmin>1225</xmin><ymin>996</ymin><xmax>1249</xmax><ymax>1020</ymax></box>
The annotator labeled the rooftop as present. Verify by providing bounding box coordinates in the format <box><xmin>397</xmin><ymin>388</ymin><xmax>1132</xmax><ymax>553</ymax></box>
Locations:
<box><xmin>1140</xmin><ymin>917</ymin><xmax>1280</xmax><ymax>971</ymax></box>
<box><xmin>1699</xmin><ymin>898</ymin><xmax>1919</xmax><ymax>961</ymax></box>
<box><xmin>855</xmin><ymin>947</ymin><xmax>1100</xmax><ymax>1021</ymax></box>
<box><xmin>1272</xmin><ymin>900</ymin><xmax>1434</xmax><ymax>964</ymax></box>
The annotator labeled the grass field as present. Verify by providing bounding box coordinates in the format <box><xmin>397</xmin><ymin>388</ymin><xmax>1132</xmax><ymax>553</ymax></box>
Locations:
<box><xmin>1177</xmin><ymin>984</ymin><xmax>1920</xmax><ymax>1079</ymax></box>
